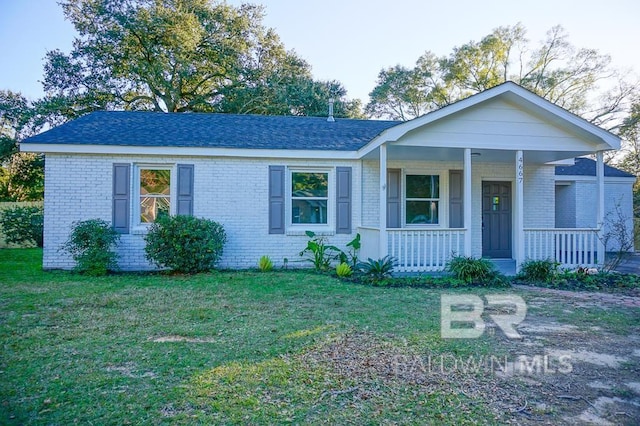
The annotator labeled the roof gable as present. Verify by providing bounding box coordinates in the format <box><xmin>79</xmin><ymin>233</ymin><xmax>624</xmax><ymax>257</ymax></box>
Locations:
<box><xmin>359</xmin><ymin>81</ymin><xmax>621</xmax><ymax>157</ymax></box>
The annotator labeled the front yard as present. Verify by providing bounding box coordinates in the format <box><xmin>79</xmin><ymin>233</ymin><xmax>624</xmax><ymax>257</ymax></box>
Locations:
<box><xmin>1</xmin><ymin>249</ymin><xmax>639</xmax><ymax>424</ymax></box>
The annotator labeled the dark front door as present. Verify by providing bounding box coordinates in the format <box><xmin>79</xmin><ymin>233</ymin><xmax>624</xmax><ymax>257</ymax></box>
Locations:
<box><xmin>482</xmin><ymin>181</ymin><xmax>512</xmax><ymax>258</ymax></box>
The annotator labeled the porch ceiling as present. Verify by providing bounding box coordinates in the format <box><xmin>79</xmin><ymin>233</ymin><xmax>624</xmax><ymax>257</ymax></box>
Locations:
<box><xmin>363</xmin><ymin>145</ymin><xmax>593</xmax><ymax>164</ymax></box>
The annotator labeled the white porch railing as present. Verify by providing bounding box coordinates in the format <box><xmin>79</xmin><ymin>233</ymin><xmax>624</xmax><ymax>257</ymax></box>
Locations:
<box><xmin>524</xmin><ymin>228</ymin><xmax>601</xmax><ymax>268</ymax></box>
<box><xmin>388</xmin><ymin>228</ymin><xmax>465</xmax><ymax>272</ymax></box>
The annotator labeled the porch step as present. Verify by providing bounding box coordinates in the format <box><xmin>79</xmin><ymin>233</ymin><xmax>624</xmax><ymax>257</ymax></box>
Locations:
<box><xmin>489</xmin><ymin>259</ymin><xmax>517</xmax><ymax>276</ymax></box>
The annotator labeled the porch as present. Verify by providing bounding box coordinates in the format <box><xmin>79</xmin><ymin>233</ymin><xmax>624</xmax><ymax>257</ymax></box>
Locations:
<box><xmin>359</xmin><ymin>227</ymin><xmax>602</xmax><ymax>273</ymax></box>
<box><xmin>354</xmin><ymin>84</ymin><xmax>618</xmax><ymax>274</ymax></box>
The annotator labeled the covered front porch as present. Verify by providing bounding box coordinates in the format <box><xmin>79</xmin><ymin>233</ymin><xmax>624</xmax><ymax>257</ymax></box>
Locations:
<box><xmin>358</xmin><ymin>225</ymin><xmax>602</xmax><ymax>273</ymax></box>
<box><xmin>354</xmin><ymin>84</ymin><xmax>617</xmax><ymax>273</ymax></box>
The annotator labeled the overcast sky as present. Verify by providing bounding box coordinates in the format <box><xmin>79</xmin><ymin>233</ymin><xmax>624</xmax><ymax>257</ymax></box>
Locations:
<box><xmin>1</xmin><ymin>0</ymin><xmax>638</xmax><ymax>103</ymax></box>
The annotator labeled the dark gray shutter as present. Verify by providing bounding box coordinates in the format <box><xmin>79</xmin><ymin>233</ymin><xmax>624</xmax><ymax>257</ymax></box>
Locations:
<box><xmin>336</xmin><ymin>167</ymin><xmax>352</xmax><ymax>234</ymax></box>
<box><xmin>449</xmin><ymin>170</ymin><xmax>464</xmax><ymax>228</ymax></box>
<box><xmin>269</xmin><ymin>166</ymin><xmax>285</xmax><ymax>234</ymax></box>
<box><xmin>387</xmin><ymin>169</ymin><xmax>401</xmax><ymax>228</ymax></box>
<box><xmin>177</xmin><ymin>164</ymin><xmax>194</xmax><ymax>216</ymax></box>
<box><xmin>112</xmin><ymin>163</ymin><xmax>130</xmax><ymax>234</ymax></box>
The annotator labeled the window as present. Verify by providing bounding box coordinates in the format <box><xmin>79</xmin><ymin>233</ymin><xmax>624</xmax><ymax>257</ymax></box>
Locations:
<box><xmin>291</xmin><ymin>171</ymin><xmax>329</xmax><ymax>224</ymax></box>
<box><xmin>139</xmin><ymin>168</ymin><xmax>171</xmax><ymax>223</ymax></box>
<box><xmin>405</xmin><ymin>174</ymin><xmax>439</xmax><ymax>225</ymax></box>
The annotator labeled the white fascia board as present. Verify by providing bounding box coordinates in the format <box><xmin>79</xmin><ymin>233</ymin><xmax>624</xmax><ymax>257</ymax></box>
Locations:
<box><xmin>20</xmin><ymin>143</ymin><xmax>360</xmax><ymax>160</ymax></box>
<box><xmin>546</xmin><ymin>158</ymin><xmax>575</xmax><ymax>166</ymax></box>
<box><xmin>554</xmin><ymin>175</ymin><xmax>637</xmax><ymax>184</ymax></box>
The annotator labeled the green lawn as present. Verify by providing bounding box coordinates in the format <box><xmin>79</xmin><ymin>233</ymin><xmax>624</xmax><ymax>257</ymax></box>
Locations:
<box><xmin>1</xmin><ymin>249</ymin><xmax>638</xmax><ymax>424</ymax></box>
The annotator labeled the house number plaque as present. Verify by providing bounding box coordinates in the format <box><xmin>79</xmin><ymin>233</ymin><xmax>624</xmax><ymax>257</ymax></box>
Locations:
<box><xmin>517</xmin><ymin>155</ymin><xmax>524</xmax><ymax>184</ymax></box>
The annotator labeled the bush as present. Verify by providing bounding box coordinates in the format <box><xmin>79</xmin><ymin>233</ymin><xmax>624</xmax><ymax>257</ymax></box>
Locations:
<box><xmin>517</xmin><ymin>259</ymin><xmax>559</xmax><ymax>283</ymax></box>
<box><xmin>144</xmin><ymin>215</ymin><xmax>226</xmax><ymax>274</ymax></box>
<box><xmin>258</xmin><ymin>255</ymin><xmax>273</xmax><ymax>272</ymax></box>
<box><xmin>446</xmin><ymin>256</ymin><xmax>505</xmax><ymax>286</ymax></box>
<box><xmin>63</xmin><ymin>219</ymin><xmax>120</xmax><ymax>276</ymax></box>
<box><xmin>299</xmin><ymin>231</ymin><xmax>343</xmax><ymax>271</ymax></box>
<box><xmin>0</xmin><ymin>205</ymin><xmax>43</xmax><ymax>247</ymax></box>
<box><xmin>358</xmin><ymin>256</ymin><xmax>395</xmax><ymax>282</ymax></box>
<box><xmin>335</xmin><ymin>262</ymin><xmax>353</xmax><ymax>278</ymax></box>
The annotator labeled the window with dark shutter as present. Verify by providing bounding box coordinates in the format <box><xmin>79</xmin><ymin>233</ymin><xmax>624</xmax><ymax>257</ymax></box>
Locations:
<box><xmin>449</xmin><ymin>170</ymin><xmax>464</xmax><ymax>228</ymax></box>
<box><xmin>112</xmin><ymin>163</ymin><xmax>131</xmax><ymax>234</ymax></box>
<box><xmin>176</xmin><ymin>164</ymin><xmax>194</xmax><ymax>216</ymax></box>
<box><xmin>335</xmin><ymin>167</ymin><xmax>352</xmax><ymax>234</ymax></box>
<box><xmin>269</xmin><ymin>166</ymin><xmax>285</xmax><ymax>234</ymax></box>
<box><xmin>387</xmin><ymin>169</ymin><xmax>401</xmax><ymax>228</ymax></box>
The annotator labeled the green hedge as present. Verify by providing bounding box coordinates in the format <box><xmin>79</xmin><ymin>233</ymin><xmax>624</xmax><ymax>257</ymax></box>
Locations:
<box><xmin>0</xmin><ymin>202</ymin><xmax>44</xmax><ymax>248</ymax></box>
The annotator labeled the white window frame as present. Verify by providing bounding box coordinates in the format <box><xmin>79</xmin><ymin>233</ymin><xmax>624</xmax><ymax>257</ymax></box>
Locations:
<box><xmin>133</xmin><ymin>164</ymin><xmax>176</xmax><ymax>230</ymax></box>
<box><xmin>287</xmin><ymin>168</ymin><xmax>334</xmax><ymax>233</ymax></box>
<box><xmin>403</xmin><ymin>172</ymin><xmax>443</xmax><ymax>227</ymax></box>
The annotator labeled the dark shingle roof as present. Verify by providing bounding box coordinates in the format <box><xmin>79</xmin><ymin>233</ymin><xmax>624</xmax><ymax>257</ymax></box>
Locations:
<box><xmin>555</xmin><ymin>157</ymin><xmax>635</xmax><ymax>178</ymax></box>
<box><xmin>24</xmin><ymin>111</ymin><xmax>400</xmax><ymax>151</ymax></box>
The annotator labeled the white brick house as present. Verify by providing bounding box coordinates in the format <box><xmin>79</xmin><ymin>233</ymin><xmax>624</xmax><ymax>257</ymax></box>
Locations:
<box><xmin>21</xmin><ymin>82</ymin><xmax>634</xmax><ymax>272</ymax></box>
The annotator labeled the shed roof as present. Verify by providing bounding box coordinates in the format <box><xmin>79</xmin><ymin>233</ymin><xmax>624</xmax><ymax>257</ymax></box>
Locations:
<box><xmin>555</xmin><ymin>157</ymin><xmax>635</xmax><ymax>178</ymax></box>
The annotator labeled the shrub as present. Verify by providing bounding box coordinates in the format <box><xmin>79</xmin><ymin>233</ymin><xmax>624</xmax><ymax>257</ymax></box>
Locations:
<box><xmin>518</xmin><ymin>259</ymin><xmax>559</xmax><ymax>283</ymax></box>
<box><xmin>446</xmin><ymin>256</ymin><xmax>498</xmax><ymax>285</ymax></box>
<box><xmin>358</xmin><ymin>256</ymin><xmax>395</xmax><ymax>282</ymax></box>
<box><xmin>144</xmin><ymin>215</ymin><xmax>226</xmax><ymax>274</ymax></box>
<box><xmin>299</xmin><ymin>231</ymin><xmax>343</xmax><ymax>271</ymax></box>
<box><xmin>336</xmin><ymin>262</ymin><xmax>353</xmax><ymax>278</ymax></box>
<box><xmin>0</xmin><ymin>205</ymin><xmax>43</xmax><ymax>247</ymax></box>
<box><xmin>340</xmin><ymin>233</ymin><xmax>361</xmax><ymax>268</ymax></box>
<box><xmin>258</xmin><ymin>255</ymin><xmax>273</xmax><ymax>272</ymax></box>
<box><xmin>63</xmin><ymin>219</ymin><xmax>120</xmax><ymax>276</ymax></box>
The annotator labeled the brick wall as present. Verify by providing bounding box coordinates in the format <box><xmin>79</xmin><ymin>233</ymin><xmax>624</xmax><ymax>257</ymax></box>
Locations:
<box><xmin>43</xmin><ymin>154</ymin><xmax>362</xmax><ymax>270</ymax></box>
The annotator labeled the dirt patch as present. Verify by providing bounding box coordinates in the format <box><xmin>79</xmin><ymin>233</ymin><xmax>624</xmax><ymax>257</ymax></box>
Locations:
<box><xmin>569</xmin><ymin>396</ymin><xmax>640</xmax><ymax>425</ymax></box>
<box><xmin>299</xmin><ymin>285</ymin><xmax>640</xmax><ymax>425</ymax></box>
<box><xmin>547</xmin><ymin>349</ymin><xmax>628</xmax><ymax>368</ymax></box>
<box><xmin>105</xmin><ymin>362</ymin><xmax>157</xmax><ymax>378</ymax></box>
<box><xmin>513</xmin><ymin>284</ymin><xmax>640</xmax><ymax>308</ymax></box>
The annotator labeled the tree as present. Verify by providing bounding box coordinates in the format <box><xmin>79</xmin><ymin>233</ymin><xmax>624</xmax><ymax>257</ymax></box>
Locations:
<box><xmin>0</xmin><ymin>91</ymin><xmax>33</xmax><ymax>160</ymax></box>
<box><xmin>0</xmin><ymin>91</ymin><xmax>46</xmax><ymax>201</ymax></box>
<box><xmin>366</xmin><ymin>24</ymin><xmax>635</xmax><ymax>127</ymax></box>
<box><xmin>616</xmin><ymin>101</ymin><xmax>640</xmax><ymax>217</ymax></box>
<box><xmin>43</xmin><ymin>0</ymin><xmax>361</xmax><ymax>117</ymax></box>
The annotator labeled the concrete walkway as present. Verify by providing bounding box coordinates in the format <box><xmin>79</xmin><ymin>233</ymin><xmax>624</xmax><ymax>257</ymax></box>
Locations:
<box><xmin>613</xmin><ymin>253</ymin><xmax>640</xmax><ymax>275</ymax></box>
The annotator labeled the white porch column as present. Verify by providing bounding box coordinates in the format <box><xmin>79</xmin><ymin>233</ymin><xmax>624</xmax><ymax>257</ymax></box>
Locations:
<box><xmin>463</xmin><ymin>148</ymin><xmax>472</xmax><ymax>256</ymax></box>
<box><xmin>379</xmin><ymin>143</ymin><xmax>388</xmax><ymax>257</ymax></box>
<box><xmin>515</xmin><ymin>150</ymin><xmax>525</xmax><ymax>269</ymax></box>
<box><xmin>596</xmin><ymin>151</ymin><xmax>605</xmax><ymax>265</ymax></box>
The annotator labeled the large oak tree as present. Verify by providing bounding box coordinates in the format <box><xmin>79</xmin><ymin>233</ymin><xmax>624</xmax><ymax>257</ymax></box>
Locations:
<box><xmin>42</xmin><ymin>0</ymin><xmax>360</xmax><ymax>118</ymax></box>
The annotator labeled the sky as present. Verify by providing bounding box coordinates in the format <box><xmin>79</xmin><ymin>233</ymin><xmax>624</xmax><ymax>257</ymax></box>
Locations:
<box><xmin>0</xmin><ymin>0</ymin><xmax>639</xmax><ymax>104</ymax></box>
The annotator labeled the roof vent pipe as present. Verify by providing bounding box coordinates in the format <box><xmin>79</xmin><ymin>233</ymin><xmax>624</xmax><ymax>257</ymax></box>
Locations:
<box><xmin>327</xmin><ymin>98</ymin><xmax>335</xmax><ymax>122</ymax></box>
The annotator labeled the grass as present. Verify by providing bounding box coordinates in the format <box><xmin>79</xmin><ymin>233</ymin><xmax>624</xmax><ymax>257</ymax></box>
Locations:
<box><xmin>1</xmin><ymin>249</ymin><xmax>638</xmax><ymax>424</ymax></box>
